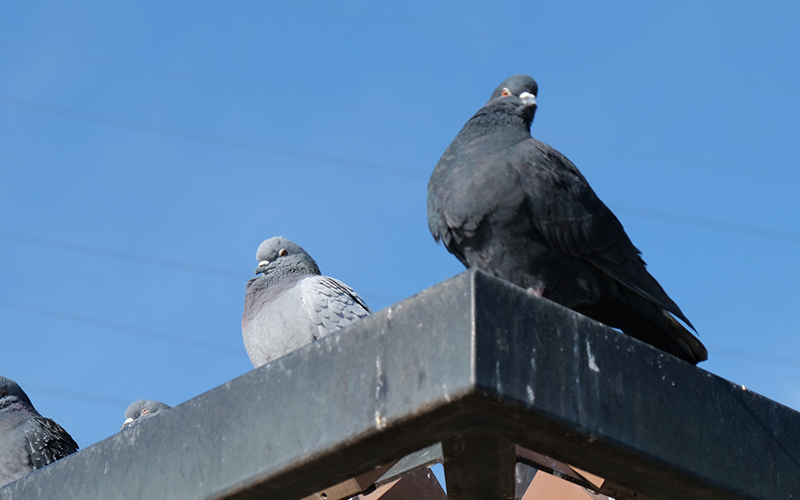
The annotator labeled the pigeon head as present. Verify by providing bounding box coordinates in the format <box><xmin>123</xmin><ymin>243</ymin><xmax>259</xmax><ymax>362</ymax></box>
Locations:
<box><xmin>489</xmin><ymin>74</ymin><xmax>538</xmax><ymax>101</ymax></box>
<box><xmin>121</xmin><ymin>399</ymin><xmax>171</xmax><ymax>430</ymax></box>
<box><xmin>0</xmin><ymin>376</ymin><xmax>35</xmax><ymax>412</ymax></box>
<box><xmin>254</xmin><ymin>236</ymin><xmax>321</xmax><ymax>277</ymax></box>
<box><xmin>485</xmin><ymin>74</ymin><xmax>539</xmax><ymax>126</ymax></box>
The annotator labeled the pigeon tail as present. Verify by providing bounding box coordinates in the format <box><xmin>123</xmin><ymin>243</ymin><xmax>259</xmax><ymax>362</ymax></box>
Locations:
<box><xmin>577</xmin><ymin>284</ymin><xmax>707</xmax><ymax>364</ymax></box>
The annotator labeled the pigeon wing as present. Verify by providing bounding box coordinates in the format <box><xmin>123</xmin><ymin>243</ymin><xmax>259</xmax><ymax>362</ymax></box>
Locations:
<box><xmin>23</xmin><ymin>416</ymin><xmax>79</xmax><ymax>470</ymax></box>
<box><xmin>513</xmin><ymin>138</ymin><xmax>693</xmax><ymax>327</ymax></box>
<box><xmin>300</xmin><ymin>276</ymin><xmax>372</xmax><ymax>338</ymax></box>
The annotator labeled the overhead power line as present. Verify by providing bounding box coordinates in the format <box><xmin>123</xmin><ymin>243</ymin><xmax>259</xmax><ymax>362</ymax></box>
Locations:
<box><xmin>613</xmin><ymin>205</ymin><xmax>800</xmax><ymax>244</ymax></box>
<box><xmin>0</xmin><ymin>230</ymin><xmax>242</xmax><ymax>279</ymax></box>
<box><xmin>710</xmin><ymin>345</ymin><xmax>800</xmax><ymax>370</ymax></box>
<box><xmin>0</xmin><ymin>297</ymin><xmax>242</xmax><ymax>357</ymax></box>
<box><xmin>25</xmin><ymin>383</ymin><xmax>132</xmax><ymax>408</ymax></box>
<box><xmin>3</xmin><ymin>95</ymin><xmax>799</xmax><ymax>244</ymax></box>
<box><xmin>4</xmin><ymin>201</ymin><xmax>800</xmax><ymax>301</ymax></box>
<box><xmin>0</xmin><ymin>95</ymin><xmax>427</xmax><ymax>180</ymax></box>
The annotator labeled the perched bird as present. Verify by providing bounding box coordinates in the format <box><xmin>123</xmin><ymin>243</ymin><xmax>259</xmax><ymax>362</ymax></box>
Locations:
<box><xmin>427</xmin><ymin>74</ymin><xmax>707</xmax><ymax>364</ymax></box>
<box><xmin>242</xmin><ymin>236</ymin><xmax>372</xmax><ymax>367</ymax></box>
<box><xmin>120</xmin><ymin>400</ymin><xmax>171</xmax><ymax>431</ymax></box>
<box><xmin>0</xmin><ymin>376</ymin><xmax>79</xmax><ymax>488</ymax></box>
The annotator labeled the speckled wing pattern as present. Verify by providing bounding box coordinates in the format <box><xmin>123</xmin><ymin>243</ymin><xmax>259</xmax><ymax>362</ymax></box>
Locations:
<box><xmin>300</xmin><ymin>276</ymin><xmax>372</xmax><ymax>338</ymax></box>
<box><xmin>23</xmin><ymin>416</ymin><xmax>79</xmax><ymax>470</ymax></box>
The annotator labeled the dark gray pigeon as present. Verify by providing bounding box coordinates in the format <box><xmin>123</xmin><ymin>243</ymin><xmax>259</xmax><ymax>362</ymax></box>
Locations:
<box><xmin>120</xmin><ymin>400</ymin><xmax>171</xmax><ymax>431</ymax></box>
<box><xmin>428</xmin><ymin>74</ymin><xmax>707</xmax><ymax>364</ymax></box>
<box><xmin>242</xmin><ymin>236</ymin><xmax>372</xmax><ymax>368</ymax></box>
<box><xmin>0</xmin><ymin>376</ymin><xmax>79</xmax><ymax>488</ymax></box>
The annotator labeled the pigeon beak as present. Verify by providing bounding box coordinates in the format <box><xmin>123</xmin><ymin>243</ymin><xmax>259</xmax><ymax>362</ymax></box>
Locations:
<box><xmin>255</xmin><ymin>260</ymin><xmax>270</xmax><ymax>275</ymax></box>
<box><xmin>121</xmin><ymin>417</ymin><xmax>134</xmax><ymax>430</ymax></box>
<box><xmin>520</xmin><ymin>92</ymin><xmax>537</xmax><ymax>107</ymax></box>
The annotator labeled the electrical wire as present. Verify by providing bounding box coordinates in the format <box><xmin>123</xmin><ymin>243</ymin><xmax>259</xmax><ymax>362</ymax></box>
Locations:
<box><xmin>709</xmin><ymin>345</ymin><xmax>800</xmax><ymax>370</ymax></box>
<box><xmin>1</xmin><ymin>96</ymin><xmax>798</xmax><ymax>245</ymax></box>
<box><xmin>0</xmin><ymin>297</ymin><xmax>242</xmax><ymax>357</ymax></box>
<box><xmin>0</xmin><ymin>96</ymin><xmax>427</xmax><ymax>180</ymax></box>
<box><xmin>0</xmin><ymin>230</ymin><xmax>242</xmax><ymax>279</ymax></box>
<box><xmin>612</xmin><ymin>205</ymin><xmax>800</xmax><ymax>244</ymax></box>
<box><xmin>24</xmin><ymin>383</ymin><xmax>133</xmax><ymax>408</ymax></box>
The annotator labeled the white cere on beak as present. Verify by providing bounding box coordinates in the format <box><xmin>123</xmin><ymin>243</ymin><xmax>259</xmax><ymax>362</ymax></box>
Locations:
<box><xmin>255</xmin><ymin>260</ymin><xmax>271</xmax><ymax>275</ymax></box>
<box><xmin>520</xmin><ymin>92</ymin><xmax>537</xmax><ymax>106</ymax></box>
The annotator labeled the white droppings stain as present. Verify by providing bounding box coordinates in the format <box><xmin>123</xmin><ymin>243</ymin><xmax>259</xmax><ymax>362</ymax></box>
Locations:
<box><xmin>495</xmin><ymin>361</ymin><xmax>503</xmax><ymax>394</ymax></box>
<box><xmin>526</xmin><ymin>385</ymin><xmax>535</xmax><ymax>404</ymax></box>
<box><xmin>442</xmin><ymin>383</ymin><xmax>451</xmax><ymax>402</ymax></box>
<box><xmin>375</xmin><ymin>357</ymin><xmax>384</xmax><ymax>400</ymax></box>
<box><xmin>373</xmin><ymin>355</ymin><xmax>388</xmax><ymax>429</ymax></box>
<box><xmin>374</xmin><ymin>410</ymin><xmax>386</xmax><ymax>429</ymax></box>
<box><xmin>103</xmin><ymin>462</ymin><xmax>109</xmax><ymax>474</ymax></box>
<box><xmin>586</xmin><ymin>341</ymin><xmax>599</xmax><ymax>373</ymax></box>
<box><xmin>386</xmin><ymin>307</ymin><xmax>393</xmax><ymax>320</ymax></box>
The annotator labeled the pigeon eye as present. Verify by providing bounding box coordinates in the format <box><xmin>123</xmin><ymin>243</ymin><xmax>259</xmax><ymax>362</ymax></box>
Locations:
<box><xmin>279</xmin><ymin>249</ymin><xmax>288</xmax><ymax>257</ymax></box>
<box><xmin>501</xmin><ymin>88</ymin><xmax>511</xmax><ymax>97</ymax></box>
<box><xmin>0</xmin><ymin>391</ymin><xmax>7</xmax><ymax>397</ymax></box>
<box><xmin>141</xmin><ymin>409</ymin><xmax>149</xmax><ymax>415</ymax></box>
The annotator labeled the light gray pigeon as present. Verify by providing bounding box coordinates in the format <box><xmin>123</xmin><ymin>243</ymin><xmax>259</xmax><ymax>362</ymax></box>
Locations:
<box><xmin>0</xmin><ymin>376</ymin><xmax>79</xmax><ymax>488</ymax></box>
<box><xmin>428</xmin><ymin>74</ymin><xmax>707</xmax><ymax>364</ymax></box>
<box><xmin>120</xmin><ymin>400</ymin><xmax>171</xmax><ymax>431</ymax></box>
<box><xmin>242</xmin><ymin>236</ymin><xmax>372</xmax><ymax>368</ymax></box>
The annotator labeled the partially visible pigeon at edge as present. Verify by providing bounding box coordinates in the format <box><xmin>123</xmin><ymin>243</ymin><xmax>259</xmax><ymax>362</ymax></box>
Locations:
<box><xmin>242</xmin><ymin>236</ymin><xmax>372</xmax><ymax>368</ymax></box>
<box><xmin>120</xmin><ymin>400</ymin><xmax>172</xmax><ymax>431</ymax></box>
<box><xmin>427</xmin><ymin>74</ymin><xmax>707</xmax><ymax>364</ymax></box>
<box><xmin>0</xmin><ymin>376</ymin><xmax>79</xmax><ymax>488</ymax></box>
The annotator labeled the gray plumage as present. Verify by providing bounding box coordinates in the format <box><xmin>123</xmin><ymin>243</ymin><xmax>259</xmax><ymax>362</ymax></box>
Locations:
<box><xmin>242</xmin><ymin>236</ymin><xmax>372</xmax><ymax>368</ymax></box>
<box><xmin>428</xmin><ymin>74</ymin><xmax>707</xmax><ymax>364</ymax></box>
<box><xmin>0</xmin><ymin>376</ymin><xmax>78</xmax><ymax>488</ymax></box>
<box><xmin>120</xmin><ymin>400</ymin><xmax>171</xmax><ymax>431</ymax></box>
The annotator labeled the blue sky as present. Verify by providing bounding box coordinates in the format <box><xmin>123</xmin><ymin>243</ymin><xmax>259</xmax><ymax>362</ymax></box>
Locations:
<box><xmin>2</xmin><ymin>0</ymin><xmax>800</xmax><ymax>461</ymax></box>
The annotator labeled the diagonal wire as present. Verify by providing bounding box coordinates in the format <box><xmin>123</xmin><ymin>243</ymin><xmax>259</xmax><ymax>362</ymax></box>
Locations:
<box><xmin>2</xmin><ymin>96</ymin><xmax>799</xmax><ymax>244</ymax></box>
<box><xmin>0</xmin><ymin>229</ymin><xmax>402</xmax><ymax>303</ymax></box>
<box><xmin>0</xmin><ymin>229</ymin><xmax>242</xmax><ymax>280</ymax></box>
<box><xmin>25</xmin><ymin>383</ymin><xmax>133</xmax><ymax>408</ymax></box>
<box><xmin>0</xmin><ymin>95</ymin><xmax>428</xmax><ymax>180</ymax></box>
<box><xmin>613</xmin><ymin>205</ymin><xmax>800</xmax><ymax>244</ymax></box>
<box><xmin>0</xmin><ymin>297</ymin><xmax>242</xmax><ymax>357</ymax></box>
<box><xmin>4</xmin><ymin>202</ymin><xmax>800</xmax><ymax>299</ymax></box>
<box><xmin>710</xmin><ymin>345</ymin><xmax>800</xmax><ymax>369</ymax></box>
